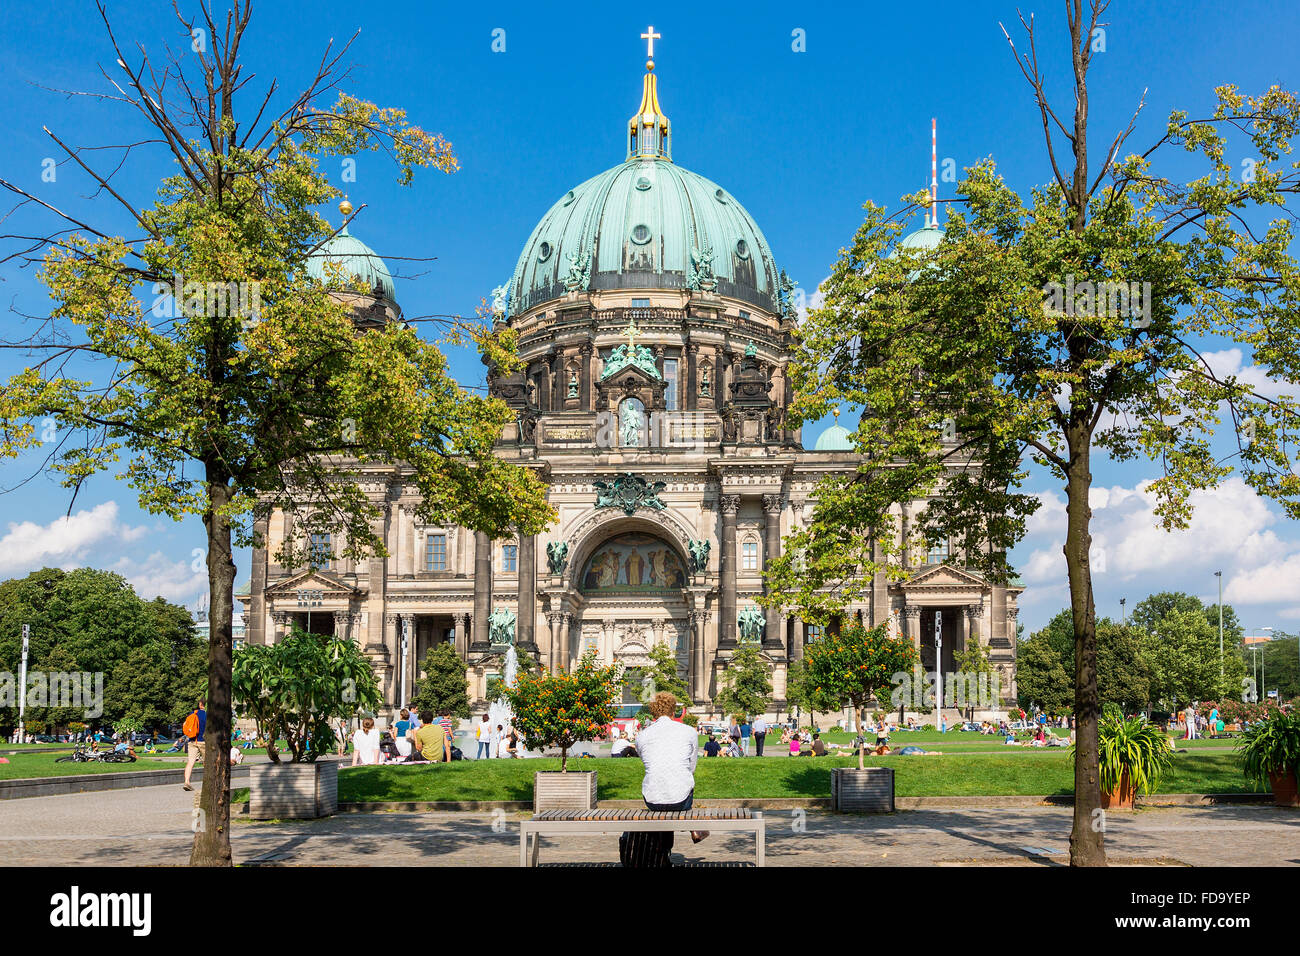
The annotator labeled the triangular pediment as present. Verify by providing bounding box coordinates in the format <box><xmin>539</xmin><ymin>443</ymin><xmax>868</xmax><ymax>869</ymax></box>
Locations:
<box><xmin>265</xmin><ymin>568</ymin><xmax>363</xmax><ymax>597</ymax></box>
<box><xmin>900</xmin><ymin>563</ymin><xmax>988</xmax><ymax>590</ymax></box>
<box><xmin>601</xmin><ymin>362</ymin><xmax>661</xmax><ymax>386</ymax></box>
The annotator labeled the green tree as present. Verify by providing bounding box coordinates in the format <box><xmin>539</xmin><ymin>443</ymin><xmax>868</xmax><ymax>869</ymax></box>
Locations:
<box><xmin>802</xmin><ymin>623</ymin><xmax>918</xmax><ymax>769</ymax></box>
<box><xmin>712</xmin><ymin>644</ymin><xmax>773</xmax><ymax>721</ymax></box>
<box><xmin>765</xmin><ymin>6</ymin><xmax>1300</xmax><ymax>864</ymax></box>
<box><xmin>232</xmin><ymin>626</ymin><xmax>382</xmax><ymax>763</ymax></box>
<box><xmin>504</xmin><ymin>651</ymin><xmax>621</xmax><ymax>771</ymax></box>
<box><xmin>104</xmin><ymin>644</ymin><xmax>176</xmax><ymax>731</ymax></box>
<box><xmin>410</xmin><ymin>642</ymin><xmax>470</xmax><ymax>718</ymax></box>
<box><xmin>952</xmin><ymin>639</ymin><xmax>996</xmax><ymax>721</ymax></box>
<box><xmin>1015</xmin><ymin>635</ymin><xmax>1071</xmax><ymax>714</ymax></box>
<box><xmin>624</xmin><ymin>642</ymin><xmax>690</xmax><ymax>713</ymax></box>
<box><xmin>1094</xmin><ymin>621</ymin><xmax>1152</xmax><ymax>713</ymax></box>
<box><xmin>1143</xmin><ymin>608</ymin><xmax>1244</xmax><ymax>708</ymax></box>
<box><xmin>0</xmin><ymin>5</ymin><xmax>553</xmax><ymax>865</ymax></box>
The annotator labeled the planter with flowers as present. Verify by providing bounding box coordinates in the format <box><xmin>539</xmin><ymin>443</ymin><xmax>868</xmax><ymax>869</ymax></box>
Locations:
<box><xmin>802</xmin><ymin>622</ymin><xmax>918</xmax><ymax>812</ymax></box>
<box><xmin>1095</xmin><ymin>714</ymin><xmax>1173</xmax><ymax>810</ymax></box>
<box><xmin>1237</xmin><ymin>710</ymin><xmax>1300</xmax><ymax>807</ymax></box>
<box><xmin>505</xmin><ymin>651</ymin><xmax>621</xmax><ymax>811</ymax></box>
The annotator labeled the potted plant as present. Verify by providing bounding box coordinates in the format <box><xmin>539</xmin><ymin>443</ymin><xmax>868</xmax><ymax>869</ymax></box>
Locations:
<box><xmin>1095</xmin><ymin>714</ymin><xmax>1173</xmax><ymax>810</ymax></box>
<box><xmin>505</xmin><ymin>651</ymin><xmax>620</xmax><ymax>811</ymax></box>
<box><xmin>233</xmin><ymin>626</ymin><xmax>381</xmax><ymax>819</ymax></box>
<box><xmin>1237</xmin><ymin>710</ymin><xmax>1300</xmax><ymax>806</ymax></box>
<box><xmin>802</xmin><ymin>622</ymin><xmax>918</xmax><ymax>812</ymax></box>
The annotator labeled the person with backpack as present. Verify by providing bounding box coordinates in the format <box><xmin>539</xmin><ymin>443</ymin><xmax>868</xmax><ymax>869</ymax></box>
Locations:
<box><xmin>182</xmin><ymin>698</ymin><xmax>206</xmax><ymax>792</ymax></box>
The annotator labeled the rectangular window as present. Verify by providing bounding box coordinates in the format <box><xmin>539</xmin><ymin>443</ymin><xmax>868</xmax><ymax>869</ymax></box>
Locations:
<box><xmin>806</xmin><ymin>624</ymin><xmax>822</xmax><ymax>644</ymax></box>
<box><xmin>664</xmin><ymin>358</ymin><xmax>678</xmax><ymax>411</ymax></box>
<box><xmin>425</xmin><ymin>533</ymin><xmax>447</xmax><ymax>571</ymax></box>
<box><xmin>631</xmin><ymin>298</ymin><xmax>651</xmax><ymax>309</ymax></box>
<box><xmin>742</xmin><ymin>540</ymin><xmax>759</xmax><ymax>571</ymax></box>
<box><xmin>739</xmin><ymin>310</ymin><xmax>751</xmax><ymax>321</ymax></box>
<box><xmin>927</xmin><ymin>544</ymin><xmax>948</xmax><ymax>565</ymax></box>
<box><xmin>309</xmin><ymin>533</ymin><xmax>330</xmax><ymax>568</ymax></box>
<box><xmin>503</xmin><ymin>544</ymin><xmax>518</xmax><ymax>573</ymax></box>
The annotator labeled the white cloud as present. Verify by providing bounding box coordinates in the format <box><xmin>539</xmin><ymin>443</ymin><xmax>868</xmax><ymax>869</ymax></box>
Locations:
<box><xmin>1201</xmin><ymin>348</ymin><xmax>1297</xmax><ymax>403</ymax></box>
<box><xmin>108</xmin><ymin>551</ymin><xmax>208</xmax><ymax>607</ymax></box>
<box><xmin>795</xmin><ymin>275</ymin><xmax>830</xmax><ymax>323</ymax></box>
<box><xmin>0</xmin><ymin>502</ymin><xmax>149</xmax><ymax>577</ymax></box>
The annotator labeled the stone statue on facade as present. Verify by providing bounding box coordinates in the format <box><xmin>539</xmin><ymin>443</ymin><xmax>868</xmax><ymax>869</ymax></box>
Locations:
<box><xmin>490</xmin><ymin>283</ymin><xmax>509</xmax><ymax>318</ymax></box>
<box><xmin>563</xmin><ymin>248</ymin><xmax>591</xmax><ymax>291</ymax></box>
<box><xmin>488</xmin><ymin>606</ymin><xmax>516</xmax><ymax>645</ymax></box>
<box><xmin>738</xmin><ymin>605</ymin><xmax>766</xmax><ymax>642</ymax></box>
<box><xmin>546</xmin><ymin>541</ymin><xmax>570</xmax><ymax>575</ymax></box>
<box><xmin>619</xmin><ymin>400</ymin><xmax>644</xmax><ymax>446</ymax></box>
<box><xmin>567</xmin><ymin>369</ymin><xmax>579</xmax><ymax>397</ymax></box>
<box><xmin>687</xmin><ymin>538</ymin><xmax>711</xmax><ymax>573</ymax></box>
<box><xmin>688</xmin><ymin>245</ymin><xmax>717</xmax><ymax>291</ymax></box>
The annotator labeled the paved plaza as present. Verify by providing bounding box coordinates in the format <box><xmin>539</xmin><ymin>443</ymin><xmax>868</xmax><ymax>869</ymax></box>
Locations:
<box><xmin>1</xmin><ymin>784</ymin><xmax>1296</xmax><ymax>866</ymax></box>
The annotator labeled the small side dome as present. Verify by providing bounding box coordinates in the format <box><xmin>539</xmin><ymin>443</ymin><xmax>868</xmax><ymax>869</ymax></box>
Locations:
<box><xmin>897</xmin><ymin>222</ymin><xmax>944</xmax><ymax>253</ymax></box>
<box><xmin>814</xmin><ymin>422</ymin><xmax>854</xmax><ymax>451</ymax></box>
<box><xmin>307</xmin><ymin>201</ymin><xmax>398</xmax><ymax>304</ymax></box>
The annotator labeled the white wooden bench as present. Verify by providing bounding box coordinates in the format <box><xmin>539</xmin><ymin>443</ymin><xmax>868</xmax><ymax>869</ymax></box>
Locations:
<box><xmin>519</xmin><ymin>808</ymin><xmax>765</xmax><ymax>867</ymax></box>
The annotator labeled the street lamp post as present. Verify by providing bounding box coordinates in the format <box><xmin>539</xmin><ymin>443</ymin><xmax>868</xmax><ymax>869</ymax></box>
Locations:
<box><xmin>1120</xmin><ymin>598</ymin><xmax>1126</xmax><ymax>624</ymax></box>
<box><xmin>296</xmin><ymin>589</ymin><xmax>322</xmax><ymax>635</ymax></box>
<box><xmin>17</xmin><ymin>624</ymin><xmax>29</xmax><ymax>744</ymax></box>
<box><xmin>1214</xmin><ymin>571</ymin><xmax>1223</xmax><ymax>677</ymax></box>
<box><xmin>935</xmin><ymin>611</ymin><xmax>944</xmax><ymax>726</ymax></box>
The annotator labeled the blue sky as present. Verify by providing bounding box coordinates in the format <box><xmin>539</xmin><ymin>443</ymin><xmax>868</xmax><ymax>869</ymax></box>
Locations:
<box><xmin>0</xmin><ymin>0</ymin><xmax>1298</xmax><ymax>636</ymax></box>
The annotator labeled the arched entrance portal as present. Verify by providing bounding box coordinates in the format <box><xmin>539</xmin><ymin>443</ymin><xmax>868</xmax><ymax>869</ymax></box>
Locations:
<box><xmin>570</xmin><ymin>530</ymin><xmax>690</xmax><ymax>687</ymax></box>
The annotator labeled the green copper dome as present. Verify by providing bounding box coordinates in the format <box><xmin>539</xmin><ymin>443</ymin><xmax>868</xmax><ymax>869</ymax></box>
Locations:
<box><xmin>306</xmin><ymin>224</ymin><xmax>397</xmax><ymax>303</ymax></box>
<box><xmin>897</xmin><ymin>222</ymin><xmax>944</xmax><ymax>252</ymax></box>
<box><xmin>510</xmin><ymin>158</ymin><xmax>780</xmax><ymax>314</ymax></box>
<box><xmin>814</xmin><ymin>422</ymin><xmax>854</xmax><ymax>451</ymax></box>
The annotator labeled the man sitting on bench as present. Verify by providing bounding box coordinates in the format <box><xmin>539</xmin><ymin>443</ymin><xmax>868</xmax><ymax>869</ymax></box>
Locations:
<box><xmin>621</xmin><ymin>692</ymin><xmax>707</xmax><ymax>866</ymax></box>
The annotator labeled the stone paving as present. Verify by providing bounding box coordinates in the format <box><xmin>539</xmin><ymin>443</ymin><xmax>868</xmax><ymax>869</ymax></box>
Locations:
<box><xmin>1</xmin><ymin>784</ymin><xmax>1297</xmax><ymax>866</ymax></box>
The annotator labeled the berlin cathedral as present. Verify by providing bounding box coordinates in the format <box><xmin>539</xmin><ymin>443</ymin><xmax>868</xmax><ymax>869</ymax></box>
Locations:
<box><xmin>241</xmin><ymin>32</ymin><xmax>1021</xmax><ymax>717</ymax></box>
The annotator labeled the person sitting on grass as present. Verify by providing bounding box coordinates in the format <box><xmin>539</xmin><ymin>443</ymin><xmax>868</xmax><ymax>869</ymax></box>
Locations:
<box><xmin>703</xmin><ymin>736</ymin><xmax>721</xmax><ymax>757</ymax></box>
<box><xmin>810</xmin><ymin>733</ymin><xmax>827</xmax><ymax>757</ymax></box>
<box><xmin>414</xmin><ymin>709</ymin><xmax>451</xmax><ymax>763</ymax></box>
<box><xmin>788</xmin><ymin>733</ymin><xmax>801</xmax><ymax>757</ymax></box>
<box><xmin>351</xmin><ymin>717</ymin><xmax>382</xmax><ymax>766</ymax></box>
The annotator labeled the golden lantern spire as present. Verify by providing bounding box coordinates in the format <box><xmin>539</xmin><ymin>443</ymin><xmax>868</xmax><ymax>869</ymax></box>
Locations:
<box><xmin>628</xmin><ymin>27</ymin><xmax>671</xmax><ymax>161</ymax></box>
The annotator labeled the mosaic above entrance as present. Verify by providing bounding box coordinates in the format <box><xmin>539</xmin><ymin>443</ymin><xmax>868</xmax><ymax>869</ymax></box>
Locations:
<box><xmin>580</xmin><ymin>533</ymin><xmax>687</xmax><ymax>592</ymax></box>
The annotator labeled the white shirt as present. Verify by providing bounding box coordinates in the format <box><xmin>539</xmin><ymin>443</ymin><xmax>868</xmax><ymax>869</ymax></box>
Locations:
<box><xmin>753</xmin><ymin>719</ymin><xmax>768</xmax><ymax>734</ymax></box>
<box><xmin>352</xmin><ymin>728</ymin><xmax>380</xmax><ymax>764</ymax></box>
<box><xmin>477</xmin><ymin>721</ymin><xmax>491</xmax><ymax>741</ymax></box>
<box><xmin>610</xmin><ymin>738</ymin><xmax>631</xmax><ymax>755</ymax></box>
<box><xmin>636</xmin><ymin>716</ymin><xmax>698</xmax><ymax>805</ymax></box>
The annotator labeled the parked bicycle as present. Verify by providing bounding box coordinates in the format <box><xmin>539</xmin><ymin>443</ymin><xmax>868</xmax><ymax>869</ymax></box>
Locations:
<box><xmin>54</xmin><ymin>743</ymin><xmax>136</xmax><ymax>764</ymax></box>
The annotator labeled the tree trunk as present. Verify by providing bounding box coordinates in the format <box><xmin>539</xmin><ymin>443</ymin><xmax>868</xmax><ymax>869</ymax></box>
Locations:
<box><xmin>855</xmin><ymin>704</ymin><xmax>865</xmax><ymax>770</ymax></box>
<box><xmin>1064</xmin><ymin>425</ymin><xmax>1105</xmax><ymax>866</ymax></box>
<box><xmin>191</xmin><ymin>476</ymin><xmax>236</xmax><ymax>867</ymax></box>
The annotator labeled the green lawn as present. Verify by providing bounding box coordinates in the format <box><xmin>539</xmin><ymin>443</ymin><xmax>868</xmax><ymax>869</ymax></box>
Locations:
<box><xmin>0</xmin><ymin>752</ymin><xmax>185</xmax><ymax>779</ymax></box>
<box><xmin>335</xmin><ymin>751</ymin><xmax>1251</xmax><ymax>802</ymax></box>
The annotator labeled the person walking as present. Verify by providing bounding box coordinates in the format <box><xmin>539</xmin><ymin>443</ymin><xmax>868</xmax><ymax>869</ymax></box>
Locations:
<box><xmin>728</xmin><ymin>717</ymin><xmax>741</xmax><ymax>755</ymax></box>
<box><xmin>475</xmin><ymin>713</ymin><xmax>492</xmax><ymax>759</ymax></box>
<box><xmin>739</xmin><ymin>718</ymin><xmax>752</xmax><ymax>756</ymax></box>
<box><xmin>752</xmin><ymin>716</ymin><xmax>768</xmax><ymax>757</ymax></box>
<box><xmin>181</xmin><ymin>698</ymin><xmax>206</xmax><ymax>792</ymax></box>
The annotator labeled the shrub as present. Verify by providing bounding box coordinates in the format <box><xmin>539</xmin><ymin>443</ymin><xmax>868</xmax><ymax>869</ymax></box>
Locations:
<box><xmin>504</xmin><ymin>651</ymin><xmax>621</xmax><ymax>771</ymax></box>
<box><xmin>1095</xmin><ymin>715</ymin><xmax>1174</xmax><ymax>795</ymax></box>
<box><xmin>1236</xmin><ymin>710</ymin><xmax>1300</xmax><ymax>791</ymax></box>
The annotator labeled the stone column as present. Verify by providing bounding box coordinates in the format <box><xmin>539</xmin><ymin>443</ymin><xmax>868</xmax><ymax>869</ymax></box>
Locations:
<box><xmin>965</xmin><ymin>604</ymin><xmax>980</xmax><ymax>648</ymax></box>
<box><xmin>397</xmin><ymin>505</ymin><xmax>412</xmax><ymax>576</ymax></box>
<box><xmin>472</xmin><ymin>531</ymin><xmax>492</xmax><ymax>650</ymax></box>
<box><xmin>959</xmin><ymin>605</ymin><xmax>971</xmax><ymax>652</ymax></box>
<box><xmin>333</xmin><ymin>610</ymin><xmax>349</xmax><ymax>640</ymax></box>
<box><xmin>559</xmin><ymin>612</ymin><xmax>573</xmax><ymax>672</ymax></box>
<box><xmin>272</xmin><ymin>611</ymin><xmax>289</xmax><ymax>642</ymax></box>
<box><xmin>904</xmin><ymin>605</ymin><xmax>922</xmax><ymax>653</ymax></box>
<box><xmin>453</xmin><ymin>613</ymin><xmax>469</xmax><ymax>660</ymax></box>
<box><xmin>547</xmin><ymin>611</ymin><xmax>563</xmax><ymax>673</ymax></box>
<box><xmin>517</xmin><ymin>532</ymin><xmax>537</xmax><ymax>652</ymax></box>
<box><xmin>761</xmin><ymin>494</ymin><xmax>783</xmax><ymax>649</ymax></box>
<box><xmin>791</xmin><ymin>618</ymin><xmax>806</xmax><ymax>662</ymax></box>
<box><xmin>719</xmin><ymin>494</ymin><xmax>740</xmax><ymax>647</ymax></box>
<box><xmin>1005</xmin><ymin>604</ymin><xmax>1019</xmax><ymax>644</ymax></box>
<box><xmin>579</xmin><ymin>341</ymin><xmax>594</xmax><ymax>409</ymax></box>
<box><xmin>691</xmin><ymin>610</ymin><xmax>708</xmax><ymax>702</ymax></box>
<box><xmin>685</xmin><ymin>342</ymin><xmax>698</xmax><ymax>412</ymax></box>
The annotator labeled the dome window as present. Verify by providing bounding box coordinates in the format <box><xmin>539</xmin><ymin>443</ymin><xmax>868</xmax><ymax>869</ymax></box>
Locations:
<box><xmin>538</xmin><ymin>242</ymin><xmax>553</xmax><ymax>262</ymax></box>
<box><xmin>735</xmin><ymin>239</ymin><xmax>750</xmax><ymax>259</ymax></box>
<box><xmin>562</xmin><ymin>190</ymin><xmax>576</xmax><ymax>206</ymax></box>
<box><xmin>631</xmin><ymin>224</ymin><xmax>652</xmax><ymax>245</ymax></box>
<box><xmin>635</xmin><ymin>177</ymin><xmax>653</xmax><ymax>191</ymax></box>
<box><xmin>714</xmin><ymin>188</ymin><xmax>728</xmax><ymax>204</ymax></box>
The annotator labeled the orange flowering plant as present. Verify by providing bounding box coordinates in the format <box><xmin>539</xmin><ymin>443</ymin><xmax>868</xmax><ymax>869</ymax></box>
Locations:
<box><xmin>803</xmin><ymin>623</ymin><xmax>918</xmax><ymax>769</ymax></box>
<box><xmin>504</xmin><ymin>651</ymin><xmax>622</xmax><ymax>771</ymax></box>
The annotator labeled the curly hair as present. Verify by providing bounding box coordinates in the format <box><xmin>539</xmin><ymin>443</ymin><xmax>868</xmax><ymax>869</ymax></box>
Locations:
<box><xmin>648</xmin><ymin>692</ymin><xmax>678</xmax><ymax>719</ymax></box>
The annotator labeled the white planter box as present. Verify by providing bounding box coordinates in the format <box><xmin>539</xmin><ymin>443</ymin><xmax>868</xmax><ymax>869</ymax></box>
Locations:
<box><xmin>534</xmin><ymin>771</ymin><xmax>597</xmax><ymax>812</ymax></box>
<box><xmin>830</xmin><ymin>767</ymin><xmax>894</xmax><ymax>813</ymax></box>
<box><xmin>250</xmin><ymin>760</ymin><xmax>338</xmax><ymax>819</ymax></box>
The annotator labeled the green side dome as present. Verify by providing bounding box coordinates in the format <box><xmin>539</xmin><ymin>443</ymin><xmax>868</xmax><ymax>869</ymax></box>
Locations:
<box><xmin>510</xmin><ymin>159</ymin><xmax>780</xmax><ymax>314</ymax></box>
<box><xmin>307</xmin><ymin>223</ymin><xmax>397</xmax><ymax>303</ymax></box>
<box><xmin>897</xmin><ymin>222</ymin><xmax>944</xmax><ymax>252</ymax></box>
<box><xmin>814</xmin><ymin>423</ymin><xmax>854</xmax><ymax>451</ymax></box>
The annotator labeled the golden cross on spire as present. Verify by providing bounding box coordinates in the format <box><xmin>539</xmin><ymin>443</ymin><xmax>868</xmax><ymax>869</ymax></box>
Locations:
<box><xmin>624</xmin><ymin>317</ymin><xmax>640</xmax><ymax>350</ymax></box>
<box><xmin>641</xmin><ymin>25</ymin><xmax>661</xmax><ymax>58</ymax></box>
